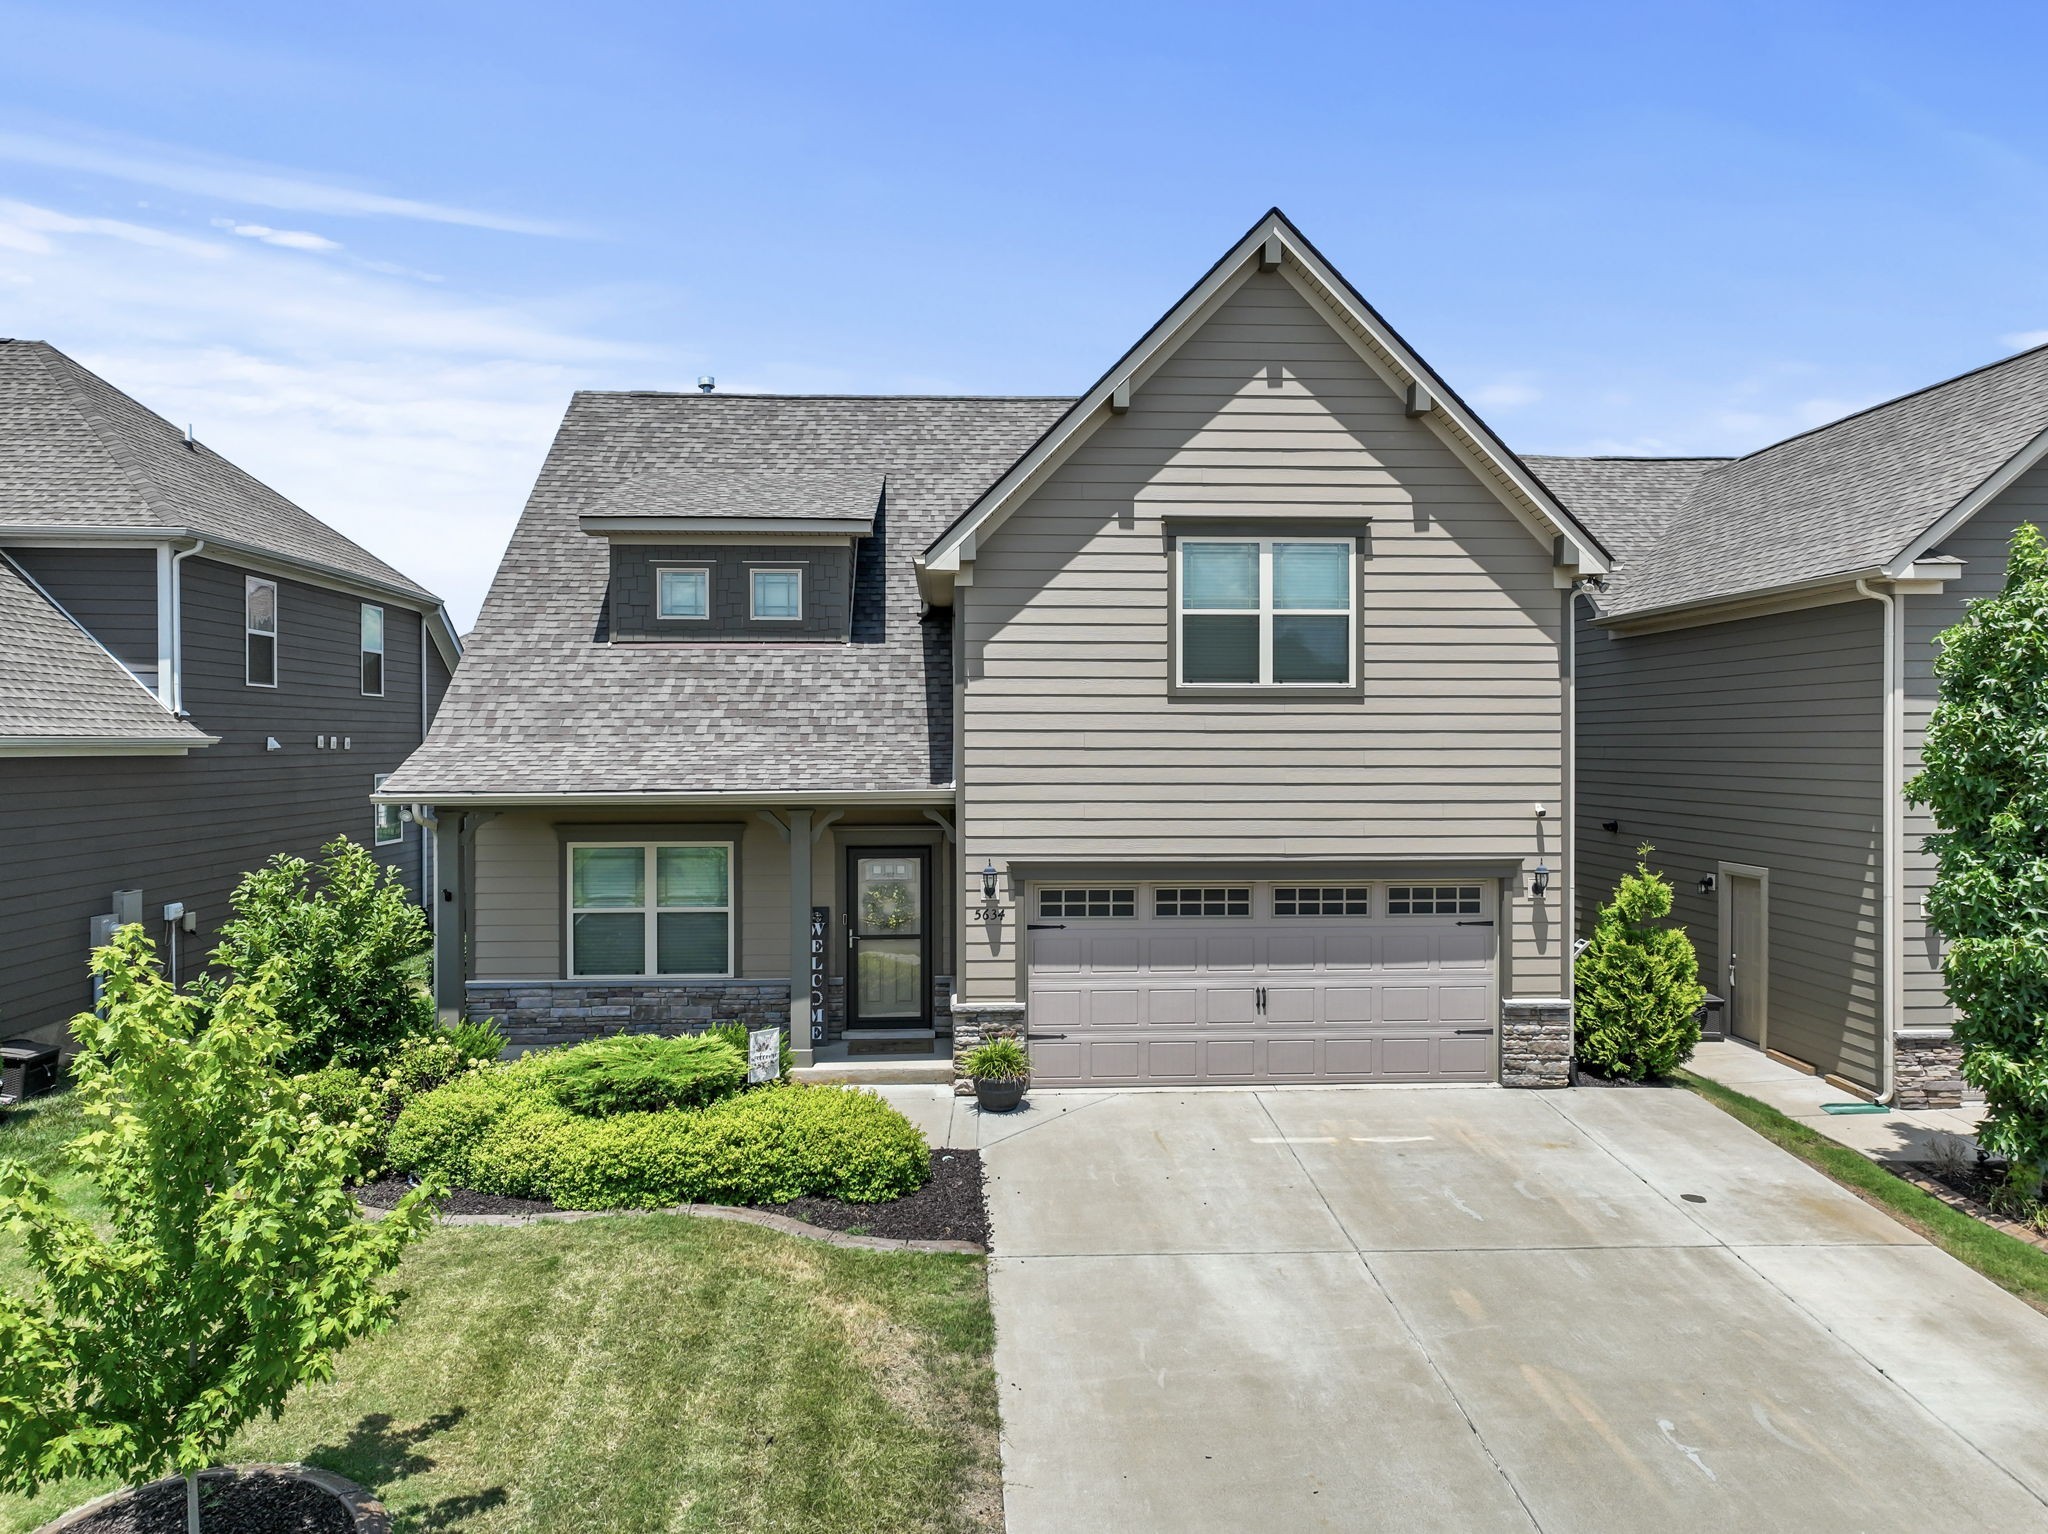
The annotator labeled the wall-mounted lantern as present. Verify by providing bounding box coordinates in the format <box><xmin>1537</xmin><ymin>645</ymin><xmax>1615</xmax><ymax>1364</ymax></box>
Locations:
<box><xmin>975</xmin><ymin>859</ymin><xmax>1005</xmax><ymax>923</ymax></box>
<box><xmin>1699</xmin><ymin>874</ymin><xmax>1718</xmax><ymax>896</ymax></box>
<box><xmin>1531</xmin><ymin>862</ymin><xmax>1550</xmax><ymax>898</ymax></box>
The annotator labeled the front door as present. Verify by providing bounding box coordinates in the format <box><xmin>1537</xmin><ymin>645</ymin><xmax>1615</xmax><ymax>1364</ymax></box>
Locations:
<box><xmin>849</xmin><ymin>850</ymin><xmax>929</xmax><ymax>1028</ymax></box>
<box><xmin>1726</xmin><ymin>871</ymin><xmax>1767</xmax><ymax>1046</ymax></box>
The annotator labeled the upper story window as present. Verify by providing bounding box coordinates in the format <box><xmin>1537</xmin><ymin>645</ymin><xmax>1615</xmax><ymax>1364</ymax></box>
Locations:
<box><xmin>360</xmin><ymin>603</ymin><xmax>385</xmax><ymax>695</ymax></box>
<box><xmin>568</xmin><ymin>842</ymin><xmax>733</xmax><ymax>978</ymax></box>
<box><xmin>750</xmin><ymin>567</ymin><xmax>803</xmax><ymax>621</ymax></box>
<box><xmin>657</xmin><ymin>567</ymin><xmax>709</xmax><ymax>620</ymax></box>
<box><xmin>245</xmin><ymin>577</ymin><xmax>278</xmax><ymax>687</ymax></box>
<box><xmin>1179</xmin><ymin>537</ymin><xmax>1354</xmax><ymax>687</ymax></box>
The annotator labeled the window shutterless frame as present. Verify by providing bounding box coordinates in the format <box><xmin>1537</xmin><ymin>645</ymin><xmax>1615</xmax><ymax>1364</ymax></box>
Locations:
<box><xmin>749</xmin><ymin>567</ymin><xmax>804</xmax><ymax>621</ymax></box>
<box><xmin>655</xmin><ymin>565</ymin><xmax>710</xmax><ymax>621</ymax></box>
<box><xmin>244</xmin><ymin>576</ymin><xmax>278</xmax><ymax>688</ymax></box>
<box><xmin>1176</xmin><ymin>536</ymin><xmax>1355</xmax><ymax>688</ymax></box>
<box><xmin>360</xmin><ymin>603</ymin><xmax>385</xmax><ymax>696</ymax></box>
<box><xmin>371</xmin><ymin>772</ymin><xmax>403</xmax><ymax>845</ymax></box>
<box><xmin>564</xmin><ymin>841</ymin><xmax>734</xmax><ymax>979</ymax></box>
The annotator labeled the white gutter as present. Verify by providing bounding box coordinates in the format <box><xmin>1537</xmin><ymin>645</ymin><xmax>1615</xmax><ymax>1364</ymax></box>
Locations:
<box><xmin>370</xmin><ymin>787</ymin><xmax>956</xmax><ymax>809</ymax></box>
<box><xmin>1856</xmin><ymin>577</ymin><xmax>1903</xmax><ymax>1104</ymax></box>
<box><xmin>167</xmin><ymin>539</ymin><xmax>205</xmax><ymax>714</ymax></box>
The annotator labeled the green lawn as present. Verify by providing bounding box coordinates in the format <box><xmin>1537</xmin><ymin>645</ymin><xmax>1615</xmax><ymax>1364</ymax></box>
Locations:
<box><xmin>1677</xmin><ymin>1068</ymin><xmax>2048</xmax><ymax>1315</ymax></box>
<box><xmin>0</xmin><ymin>1093</ymin><xmax>1002</xmax><ymax>1534</ymax></box>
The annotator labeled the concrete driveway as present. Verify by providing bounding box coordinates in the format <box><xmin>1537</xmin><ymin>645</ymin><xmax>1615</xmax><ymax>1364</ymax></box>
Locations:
<box><xmin>976</xmin><ymin>1085</ymin><xmax>2048</xmax><ymax>1533</ymax></box>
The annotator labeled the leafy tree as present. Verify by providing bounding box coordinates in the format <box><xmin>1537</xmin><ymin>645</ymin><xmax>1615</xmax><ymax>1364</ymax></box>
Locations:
<box><xmin>1575</xmin><ymin>848</ymin><xmax>1708</xmax><ymax>1080</ymax></box>
<box><xmin>1907</xmin><ymin>521</ymin><xmax>2048</xmax><ymax>1190</ymax></box>
<box><xmin>211</xmin><ymin>837</ymin><xmax>431</xmax><ymax>1073</ymax></box>
<box><xmin>0</xmin><ymin>927</ymin><xmax>437</xmax><ymax>1534</ymax></box>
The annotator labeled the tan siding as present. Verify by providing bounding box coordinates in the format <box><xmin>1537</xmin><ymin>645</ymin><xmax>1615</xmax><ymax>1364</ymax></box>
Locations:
<box><xmin>1902</xmin><ymin>466</ymin><xmax>2048</xmax><ymax>1033</ymax></box>
<box><xmin>956</xmin><ymin>270</ymin><xmax>1564</xmax><ymax>1004</ymax></box>
<box><xmin>1576</xmin><ymin>600</ymin><xmax>1885</xmax><ymax>1088</ymax></box>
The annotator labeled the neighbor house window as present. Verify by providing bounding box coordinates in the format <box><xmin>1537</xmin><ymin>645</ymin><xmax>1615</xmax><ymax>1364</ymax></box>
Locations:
<box><xmin>1275</xmin><ymin>887</ymin><xmax>1371</xmax><ymax>917</ymax></box>
<box><xmin>245</xmin><ymin>577</ymin><xmax>278</xmax><ymax>687</ymax></box>
<box><xmin>1387</xmin><ymin>885</ymin><xmax>1483</xmax><ymax>916</ymax></box>
<box><xmin>1038</xmin><ymin>888</ymin><xmax>1137</xmax><ymax>919</ymax></box>
<box><xmin>657</xmin><ymin>567</ymin><xmax>709</xmax><ymax>620</ymax></box>
<box><xmin>360</xmin><ymin>603</ymin><xmax>385</xmax><ymax>695</ymax></box>
<box><xmin>1179</xmin><ymin>537</ymin><xmax>1354</xmax><ymax>687</ymax></box>
<box><xmin>1153</xmin><ymin>887</ymin><xmax>1252</xmax><ymax>918</ymax></box>
<box><xmin>750</xmin><ymin>568</ymin><xmax>803</xmax><ymax>621</ymax></box>
<box><xmin>568</xmin><ymin>842</ymin><xmax>732</xmax><ymax>977</ymax></box>
<box><xmin>372</xmin><ymin>772</ymin><xmax>402</xmax><ymax>846</ymax></box>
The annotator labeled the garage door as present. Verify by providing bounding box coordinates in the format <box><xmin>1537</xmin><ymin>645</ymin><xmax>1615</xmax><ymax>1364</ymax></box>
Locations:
<box><xmin>1025</xmin><ymin>880</ymin><xmax>1498</xmax><ymax>1086</ymax></box>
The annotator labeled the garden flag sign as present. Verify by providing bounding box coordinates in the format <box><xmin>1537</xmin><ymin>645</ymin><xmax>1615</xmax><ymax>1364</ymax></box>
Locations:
<box><xmin>748</xmin><ymin>1027</ymin><xmax>781</xmax><ymax>1085</ymax></box>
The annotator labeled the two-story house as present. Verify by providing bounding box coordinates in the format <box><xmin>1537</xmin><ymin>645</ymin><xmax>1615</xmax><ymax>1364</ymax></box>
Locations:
<box><xmin>1</xmin><ymin>339</ymin><xmax>459</xmax><ymax>1048</ymax></box>
<box><xmin>380</xmin><ymin>211</ymin><xmax>1611</xmax><ymax>1091</ymax></box>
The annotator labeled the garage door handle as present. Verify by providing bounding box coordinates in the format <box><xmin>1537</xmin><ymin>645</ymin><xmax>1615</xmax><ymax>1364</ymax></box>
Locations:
<box><xmin>1027</xmin><ymin>923</ymin><xmax>1065</xmax><ymax>930</ymax></box>
<box><xmin>1454</xmin><ymin>1028</ymin><xmax>1496</xmax><ymax>1036</ymax></box>
<box><xmin>1457</xmin><ymin>920</ymin><xmax>1494</xmax><ymax>927</ymax></box>
<box><xmin>1026</xmin><ymin>1032</ymin><xmax>1068</xmax><ymax>1040</ymax></box>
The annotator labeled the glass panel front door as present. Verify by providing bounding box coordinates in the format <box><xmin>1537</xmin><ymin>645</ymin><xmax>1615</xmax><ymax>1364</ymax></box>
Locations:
<box><xmin>852</xmin><ymin>852</ymin><xmax>925</xmax><ymax>1024</ymax></box>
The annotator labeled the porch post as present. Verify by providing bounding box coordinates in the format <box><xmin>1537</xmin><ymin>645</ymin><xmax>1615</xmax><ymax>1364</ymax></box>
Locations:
<box><xmin>787</xmin><ymin>809</ymin><xmax>814</xmax><ymax>1067</ymax></box>
<box><xmin>432</xmin><ymin>810</ymin><xmax>465</xmax><ymax>1021</ymax></box>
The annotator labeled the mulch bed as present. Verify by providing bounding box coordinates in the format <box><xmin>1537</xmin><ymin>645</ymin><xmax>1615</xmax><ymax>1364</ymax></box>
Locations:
<box><xmin>54</xmin><ymin>1472</ymin><xmax>351</xmax><ymax>1534</ymax></box>
<box><xmin>352</xmin><ymin>1149</ymin><xmax>991</xmax><ymax>1248</ymax></box>
<box><xmin>1899</xmin><ymin>1159</ymin><xmax>2048</xmax><ymax>1252</ymax></box>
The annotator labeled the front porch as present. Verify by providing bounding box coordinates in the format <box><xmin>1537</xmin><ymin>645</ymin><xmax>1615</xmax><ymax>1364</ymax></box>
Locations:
<box><xmin>431</xmin><ymin>799</ymin><xmax>958</xmax><ymax>1067</ymax></box>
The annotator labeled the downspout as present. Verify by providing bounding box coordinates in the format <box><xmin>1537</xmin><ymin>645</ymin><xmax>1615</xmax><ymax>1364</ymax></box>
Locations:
<box><xmin>1856</xmin><ymin>577</ymin><xmax>1902</xmax><ymax>1103</ymax></box>
<box><xmin>1560</xmin><ymin>582</ymin><xmax>1578</xmax><ymax>999</ymax></box>
<box><xmin>166</xmin><ymin>539</ymin><xmax>206</xmax><ymax>715</ymax></box>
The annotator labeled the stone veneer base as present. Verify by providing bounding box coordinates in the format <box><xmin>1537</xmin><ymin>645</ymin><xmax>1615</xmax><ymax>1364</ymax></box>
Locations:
<box><xmin>1893</xmin><ymin>1034</ymin><xmax>1967</xmax><ymax>1111</ymax></box>
<box><xmin>1501</xmin><ymin>998</ymin><xmax>1574</xmax><ymax>1089</ymax></box>
<box><xmin>951</xmin><ymin>999</ymin><xmax>1027</xmax><ymax>1096</ymax></box>
<box><xmin>465</xmin><ymin>979</ymin><xmax>791</xmax><ymax>1051</ymax></box>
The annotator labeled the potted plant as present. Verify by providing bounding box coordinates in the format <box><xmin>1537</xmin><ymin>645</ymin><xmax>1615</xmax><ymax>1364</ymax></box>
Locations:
<box><xmin>961</xmin><ymin>1037</ymin><xmax>1030</xmax><ymax>1112</ymax></box>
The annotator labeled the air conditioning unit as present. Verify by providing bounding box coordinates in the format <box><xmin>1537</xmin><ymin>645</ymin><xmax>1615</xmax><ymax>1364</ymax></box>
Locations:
<box><xmin>1</xmin><ymin>1038</ymin><xmax>60</xmax><ymax>1103</ymax></box>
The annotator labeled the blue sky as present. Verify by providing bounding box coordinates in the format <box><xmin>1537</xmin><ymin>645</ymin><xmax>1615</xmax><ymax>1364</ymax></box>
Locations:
<box><xmin>5</xmin><ymin>1</ymin><xmax>2048</xmax><ymax>626</ymax></box>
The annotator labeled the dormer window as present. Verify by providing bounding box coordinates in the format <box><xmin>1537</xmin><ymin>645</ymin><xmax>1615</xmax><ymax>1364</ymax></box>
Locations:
<box><xmin>657</xmin><ymin>566</ymin><xmax>709</xmax><ymax>620</ymax></box>
<box><xmin>750</xmin><ymin>567</ymin><xmax>803</xmax><ymax>621</ymax></box>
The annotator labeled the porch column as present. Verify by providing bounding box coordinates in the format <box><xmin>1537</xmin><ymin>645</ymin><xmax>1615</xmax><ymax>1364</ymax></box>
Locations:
<box><xmin>787</xmin><ymin>809</ymin><xmax>814</xmax><ymax>1067</ymax></box>
<box><xmin>432</xmin><ymin>810</ymin><xmax>465</xmax><ymax>1021</ymax></box>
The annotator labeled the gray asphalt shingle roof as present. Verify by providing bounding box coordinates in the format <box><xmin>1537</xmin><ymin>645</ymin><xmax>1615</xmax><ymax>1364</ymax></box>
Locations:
<box><xmin>1529</xmin><ymin>343</ymin><xmax>2048</xmax><ymax>618</ymax></box>
<box><xmin>0</xmin><ymin>339</ymin><xmax>437</xmax><ymax>603</ymax></box>
<box><xmin>381</xmin><ymin>393</ymin><xmax>1071</xmax><ymax>798</ymax></box>
<box><xmin>0</xmin><ymin>556</ymin><xmax>211</xmax><ymax>745</ymax></box>
<box><xmin>588</xmin><ymin>466</ymin><xmax>882</xmax><ymax>525</ymax></box>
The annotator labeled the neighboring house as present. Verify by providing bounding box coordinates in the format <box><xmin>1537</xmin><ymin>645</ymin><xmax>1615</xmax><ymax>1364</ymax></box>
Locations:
<box><xmin>1536</xmin><ymin>346</ymin><xmax>2048</xmax><ymax>1108</ymax></box>
<box><xmin>0</xmin><ymin>339</ymin><xmax>460</xmax><ymax>1048</ymax></box>
<box><xmin>380</xmin><ymin>210</ymin><xmax>1612</xmax><ymax>1091</ymax></box>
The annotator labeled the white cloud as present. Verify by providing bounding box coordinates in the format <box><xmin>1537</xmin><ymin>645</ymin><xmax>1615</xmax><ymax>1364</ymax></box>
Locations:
<box><xmin>213</xmin><ymin>219</ymin><xmax>342</xmax><ymax>253</ymax></box>
<box><xmin>2004</xmin><ymin>329</ymin><xmax>2048</xmax><ymax>351</ymax></box>
<box><xmin>1470</xmin><ymin>379</ymin><xmax>1542</xmax><ymax>409</ymax></box>
<box><xmin>0</xmin><ymin>196</ymin><xmax>651</xmax><ymax>627</ymax></box>
<box><xmin>0</xmin><ymin>130</ymin><xmax>578</xmax><ymax>237</ymax></box>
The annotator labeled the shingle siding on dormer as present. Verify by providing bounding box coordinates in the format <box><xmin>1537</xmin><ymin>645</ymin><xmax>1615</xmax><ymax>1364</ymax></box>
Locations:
<box><xmin>605</xmin><ymin>541</ymin><xmax>853</xmax><ymax>642</ymax></box>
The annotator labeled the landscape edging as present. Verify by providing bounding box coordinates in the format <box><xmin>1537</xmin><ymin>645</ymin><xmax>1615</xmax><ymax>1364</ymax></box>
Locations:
<box><xmin>364</xmin><ymin>1196</ymin><xmax>984</xmax><ymax>1254</ymax></box>
<box><xmin>33</xmin><ymin>1463</ymin><xmax>388</xmax><ymax>1534</ymax></box>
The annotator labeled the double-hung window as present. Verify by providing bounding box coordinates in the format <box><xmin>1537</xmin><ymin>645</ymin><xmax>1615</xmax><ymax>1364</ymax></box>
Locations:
<box><xmin>245</xmin><ymin>577</ymin><xmax>278</xmax><ymax>687</ymax></box>
<box><xmin>1178</xmin><ymin>537</ymin><xmax>1354</xmax><ymax>687</ymax></box>
<box><xmin>657</xmin><ymin>567</ymin><xmax>709</xmax><ymax>620</ymax></box>
<box><xmin>568</xmin><ymin>842</ymin><xmax>732</xmax><ymax>977</ymax></box>
<box><xmin>360</xmin><ymin>603</ymin><xmax>385</xmax><ymax>695</ymax></box>
<box><xmin>750</xmin><ymin>568</ymin><xmax>803</xmax><ymax>621</ymax></box>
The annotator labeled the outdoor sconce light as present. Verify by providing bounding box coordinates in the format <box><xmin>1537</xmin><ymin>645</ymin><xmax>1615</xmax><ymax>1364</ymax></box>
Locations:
<box><xmin>1699</xmin><ymin>874</ymin><xmax>1718</xmax><ymax>896</ymax></box>
<box><xmin>1531</xmin><ymin>862</ymin><xmax>1550</xmax><ymax>897</ymax></box>
<box><xmin>976</xmin><ymin>859</ymin><xmax>1005</xmax><ymax>923</ymax></box>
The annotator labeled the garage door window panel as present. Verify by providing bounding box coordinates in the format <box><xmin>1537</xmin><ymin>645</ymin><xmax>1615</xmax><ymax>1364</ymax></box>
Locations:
<box><xmin>1275</xmin><ymin>887</ymin><xmax>1371</xmax><ymax>917</ymax></box>
<box><xmin>1178</xmin><ymin>537</ymin><xmax>1354</xmax><ymax>688</ymax></box>
<box><xmin>1388</xmin><ymin>885</ymin><xmax>1484</xmax><ymax>917</ymax></box>
<box><xmin>1039</xmin><ymin>888</ymin><xmax>1136</xmax><ymax>919</ymax></box>
<box><xmin>1154</xmin><ymin>887</ymin><xmax>1251</xmax><ymax>918</ymax></box>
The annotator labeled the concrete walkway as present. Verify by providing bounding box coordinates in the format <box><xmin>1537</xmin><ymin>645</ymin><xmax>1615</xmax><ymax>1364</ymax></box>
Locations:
<box><xmin>958</xmin><ymin>1085</ymin><xmax>2048</xmax><ymax>1534</ymax></box>
<box><xmin>1685</xmin><ymin>1039</ymin><xmax>1985</xmax><ymax>1164</ymax></box>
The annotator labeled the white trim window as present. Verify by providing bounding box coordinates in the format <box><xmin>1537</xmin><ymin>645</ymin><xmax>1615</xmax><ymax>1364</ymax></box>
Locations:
<box><xmin>360</xmin><ymin>603</ymin><xmax>386</xmax><ymax>695</ymax></box>
<box><xmin>372</xmin><ymin>772</ymin><xmax>403</xmax><ymax>846</ymax></box>
<box><xmin>245</xmin><ymin>576</ymin><xmax>278</xmax><ymax>687</ymax></box>
<box><xmin>657</xmin><ymin>566</ymin><xmax>710</xmax><ymax>621</ymax></box>
<box><xmin>750</xmin><ymin>567</ymin><xmax>803</xmax><ymax>621</ymax></box>
<box><xmin>1179</xmin><ymin>536</ymin><xmax>1354</xmax><ymax>686</ymax></box>
<box><xmin>568</xmin><ymin>842</ymin><xmax>733</xmax><ymax>978</ymax></box>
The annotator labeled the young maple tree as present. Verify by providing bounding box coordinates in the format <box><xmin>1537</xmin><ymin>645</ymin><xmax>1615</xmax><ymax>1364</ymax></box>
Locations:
<box><xmin>0</xmin><ymin>927</ymin><xmax>438</xmax><ymax>1533</ymax></box>
<box><xmin>1908</xmin><ymin>521</ymin><xmax>2048</xmax><ymax>1190</ymax></box>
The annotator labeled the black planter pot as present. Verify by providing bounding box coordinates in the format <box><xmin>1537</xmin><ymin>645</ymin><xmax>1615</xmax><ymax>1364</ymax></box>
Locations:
<box><xmin>973</xmin><ymin>1077</ymin><xmax>1027</xmax><ymax>1113</ymax></box>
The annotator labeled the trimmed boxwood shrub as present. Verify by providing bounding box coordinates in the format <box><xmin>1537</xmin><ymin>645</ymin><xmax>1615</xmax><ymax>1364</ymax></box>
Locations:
<box><xmin>387</xmin><ymin>1058</ymin><xmax>929</xmax><ymax>1210</ymax></box>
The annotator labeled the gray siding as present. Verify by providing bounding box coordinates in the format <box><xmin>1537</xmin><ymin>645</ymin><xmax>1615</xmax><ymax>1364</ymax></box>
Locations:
<box><xmin>1902</xmin><ymin>465</ymin><xmax>2048</xmax><ymax>1032</ymax></box>
<box><xmin>606</xmin><ymin>542</ymin><xmax>853</xmax><ymax>642</ymax></box>
<box><xmin>955</xmin><ymin>268</ymin><xmax>1568</xmax><ymax>1004</ymax></box>
<box><xmin>1576</xmin><ymin>598</ymin><xmax>1886</xmax><ymax>1088</ymax></box>
<box><xmin>0</xmin><ymin>553</ymin><xmax>441</xmax><ymax>1047</ymax></box>
<box><xmin>9</xmin><ymin>547</ymin><xmax>158</xmax><ymax>692</ymax></box>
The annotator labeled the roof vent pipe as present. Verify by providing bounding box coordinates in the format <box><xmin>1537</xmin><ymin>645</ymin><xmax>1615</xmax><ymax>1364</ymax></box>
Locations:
<box><xmin>697</xmin><ymin>376</ymin><xmax>715</xmax><ymax>393</ymax></box>
<box><xmin>183</xmin><ymin>424</ymin><xmax>196</xmax><ymax>450</ymax></box>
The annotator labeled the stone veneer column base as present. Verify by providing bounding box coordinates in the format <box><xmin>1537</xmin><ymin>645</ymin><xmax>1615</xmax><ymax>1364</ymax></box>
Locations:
<box><xmin>465</xmin><ymin>979</ymin><xmax>791</xmax><ymax>1052</ymax></box>
<box><xmin>950</xmin><ymin>999</ymin><xmax>1026</xmax><ymax>1097</ymax></box>
<box><xmin>1501</xmin><ymin>998</ymin><xmax>1573</xmax><ymax>1088</ymax></box>
<box><xmin>1892</xmin><ymin>1034</ymin><xmax>1967</xmax><ymax>1110</ymax></box>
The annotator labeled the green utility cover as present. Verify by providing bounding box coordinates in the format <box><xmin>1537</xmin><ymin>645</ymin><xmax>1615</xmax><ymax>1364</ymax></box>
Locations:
<box><xmin>1820</xmin><ymin>1102</ymin><xmax>1890</xmax><ymax>1115</ymax></box>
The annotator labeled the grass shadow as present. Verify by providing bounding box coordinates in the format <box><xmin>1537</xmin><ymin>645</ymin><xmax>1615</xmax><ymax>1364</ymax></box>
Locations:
<box><xmin>304</xmin><ymin>1410</ymin><xmax>509</xmax><ymax>1530</ymax></box>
